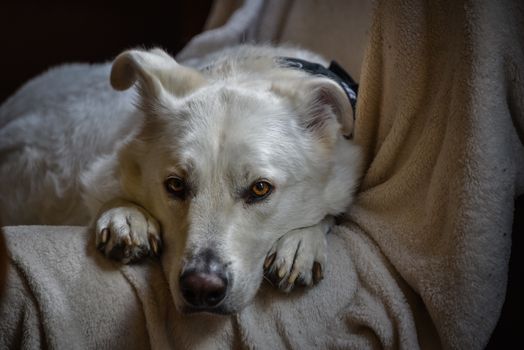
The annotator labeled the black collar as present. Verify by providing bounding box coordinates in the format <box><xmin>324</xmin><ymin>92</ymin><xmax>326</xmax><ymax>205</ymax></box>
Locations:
<box><xmin>276</xmin><ymin>57</ymin><xmax>358</xmax><ymax>119</ymax></box>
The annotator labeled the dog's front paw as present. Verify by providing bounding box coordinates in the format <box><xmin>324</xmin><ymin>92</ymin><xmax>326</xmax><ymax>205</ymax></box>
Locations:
<box><xmin>264</xmin><ymin>222</ymin><xmax>329</xmax><ymax>292</ymax></box>
<box><xmin>95</xmin><ymin>204</ymin><xmax>161</xmax><ymax>264</ymax></box>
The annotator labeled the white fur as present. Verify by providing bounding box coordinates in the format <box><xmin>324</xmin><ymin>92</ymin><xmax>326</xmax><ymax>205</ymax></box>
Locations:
<box><xmin>0</xmin><ymin>45</ymin><xmax>361</xmax><ymax>314</ymax></box>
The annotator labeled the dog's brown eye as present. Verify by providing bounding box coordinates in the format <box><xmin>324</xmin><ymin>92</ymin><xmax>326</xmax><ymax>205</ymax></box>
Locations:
<box><xmin>248</xmin><ymin>180</ymin><xmax>273</xmax><ymax>202</ymax></box>
<box><xmin>164</xmin><ymin>176</ymin><xmax>186</xmax><ymax>199</ymax></box>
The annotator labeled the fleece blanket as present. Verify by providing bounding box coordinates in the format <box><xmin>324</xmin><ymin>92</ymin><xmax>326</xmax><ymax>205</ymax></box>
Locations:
<box><xmin>1</xmin><ymin>225</ymin><xmax>425</xmax><ymax>349</ymax></box>
<box><xmin>1</xmin><ymin>0</ymin><xmax>523</xmax><ymax>349</ymax></box>
<box><xmin>181</xmin><ymin>0</ymin><xmax>524</xmax><ymax>347</ymax></box>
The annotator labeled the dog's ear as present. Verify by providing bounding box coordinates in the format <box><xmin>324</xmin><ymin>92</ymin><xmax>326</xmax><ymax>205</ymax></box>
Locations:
<box><xmin>110</xmin><ymin>48</ymin><xmax>206</xmax><ymax>98</ymax></box>
<box><xmin>274</xmin><ymin>78</ymin><xmax>354</xmax><ymax>140</ymax></box>
<box><xmin>301</xmin><ymin>78</ymin><xmax>354</xmax><ymax>139</ymax></box>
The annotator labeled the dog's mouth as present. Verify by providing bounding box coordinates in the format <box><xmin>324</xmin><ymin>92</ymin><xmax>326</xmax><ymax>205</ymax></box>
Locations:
<box><xmin>180</xmin><ymin>303</ymin><xmax>234</xmax><ymax>315</ymax></box>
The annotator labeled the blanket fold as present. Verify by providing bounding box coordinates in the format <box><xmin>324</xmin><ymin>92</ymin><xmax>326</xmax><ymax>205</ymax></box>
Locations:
<box><xmin>350</xmin><ymin>0</ymin><xmax>524</xmax><ymax>348</ymax></box>
<box><xmin>0</xmin><ymin>226</ymin><xmax>151</xmax><ymax>349</ymax></box>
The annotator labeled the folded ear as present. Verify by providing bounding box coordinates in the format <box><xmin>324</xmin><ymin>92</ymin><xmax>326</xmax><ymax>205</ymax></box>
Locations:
<box><xmin>273</xmin><ymin>78</ymin><xmax>354</xmax><ymax>141</ymax></box>
<box><xmin>304</xmin><ymin>79</ymin><xmax>354</xmax><ymax>138</ymax></box>
<box><xmin>110</xmin><ymin>48</ymin><xmax>206</xmax><ymax>98</ymax></box>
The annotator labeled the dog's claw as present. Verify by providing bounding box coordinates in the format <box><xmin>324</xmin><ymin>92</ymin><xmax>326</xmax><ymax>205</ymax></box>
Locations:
<box><xmin>313</xmin><ymin>262</ymin><xmax>323</xmax><ymax>284</ymax></box>
<box><xmin>101</xmin><ymin>228</ymin><xmax>109</xmax><ymax>244</ymax></box>
<box><xmin>287</xmin><ymin>270</ymin><xmax>300</xmax><ymax>285</ymax></box>
<box><xmin>124</xmin><ymin>235</ymin><xmax>133</xmax><ymax>247</ymax></box>
<box><xmin>124</xmin><ymin>246</ymin><xmax>132</xmax><ymax>259</ymax></box>
<box><xmin>277</xmin><ymin>263</ymin><xmax>288</xmax><ymax>280</ymax></box>
<box><xmin>264</xmin><ymin>253</ymin><xmax>276</xmax><ymax>270</ymax></box>
<box><xmin>149</xmin><ymin>235</ymin><xmax>160</xmax><ymax>256</ymax></box>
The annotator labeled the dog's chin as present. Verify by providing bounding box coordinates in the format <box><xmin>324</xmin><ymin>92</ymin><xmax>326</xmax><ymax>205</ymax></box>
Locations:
<box><xmin>173</xmin><ymin>293</ymin><xmax>252</xmax><ymax>316</ymax></box>
<box><xmin>179</xmin><ymin>304</ymin><xmax>236</xmax><ymax>316</ymax></box>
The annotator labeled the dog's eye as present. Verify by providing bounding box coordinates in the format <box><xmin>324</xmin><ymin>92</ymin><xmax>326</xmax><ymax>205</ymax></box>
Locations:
<box><xmin>247</xmin><ymin>180</ymin><xmax>273</xmax><ymax>203</ymax></box>
<box><xmin>164</xmin><ymin>176</ymin><xmax>187</xmax><ymax>199</ymax></box>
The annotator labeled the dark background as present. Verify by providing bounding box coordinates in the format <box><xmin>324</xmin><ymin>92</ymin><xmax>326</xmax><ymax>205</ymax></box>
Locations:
<box><xmin>0</xmin><ymin>0</ymin><xmax>213</xmax><ymax>104</ymax></box>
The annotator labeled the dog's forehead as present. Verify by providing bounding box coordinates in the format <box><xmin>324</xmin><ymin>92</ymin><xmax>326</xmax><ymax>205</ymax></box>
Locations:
<box><xmin>167</xmin><ymin>84</ymin><xmax>310</xmax><ymax>181</ymax></box>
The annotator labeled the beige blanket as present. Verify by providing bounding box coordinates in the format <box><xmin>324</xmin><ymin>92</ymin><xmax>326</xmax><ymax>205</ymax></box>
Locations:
<box><xmin>180</xmin><ymin>0</ymin><xmax>524</xmax><ymax>347</ymax></box>
<box><xmin>1</xmin><ymin>0</ymin><xmax>523</xmax><ymax>349</ymax></box>
<box><xmin>2</xmin><ymin>225</ymin><xmax>424</xmax><ymax>349</ymax></box>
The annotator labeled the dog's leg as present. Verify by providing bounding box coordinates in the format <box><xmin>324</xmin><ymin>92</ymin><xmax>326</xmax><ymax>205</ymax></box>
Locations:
<box><xmin>263</xmin><ymin>216</ymin><xmax>334</xmax><ymax>292</ymax></box>
<box><xmin>94</xmin><ymin>199</ymin><xmax>162</xmax><ymax>264</ymax></box>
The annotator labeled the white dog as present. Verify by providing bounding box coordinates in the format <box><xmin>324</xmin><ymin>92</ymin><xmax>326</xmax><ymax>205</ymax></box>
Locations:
<box><xmin>0</xmin><ymin>45</ymin><xmax>361</xmax><ymax>314</ymax></box>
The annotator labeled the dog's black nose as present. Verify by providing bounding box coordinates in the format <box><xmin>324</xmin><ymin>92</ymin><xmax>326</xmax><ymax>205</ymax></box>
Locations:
<box><xmin>179</xmin><ymin>270</ymin><xmax>228</xmax><ymax>308</ymax></box>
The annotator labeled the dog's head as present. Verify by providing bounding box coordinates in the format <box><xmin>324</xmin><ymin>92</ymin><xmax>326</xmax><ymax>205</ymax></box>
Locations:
<box><xmin>111</xmin><ymin>48</ymin><xmax>360</xmax><ymax>314</ymax></box>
